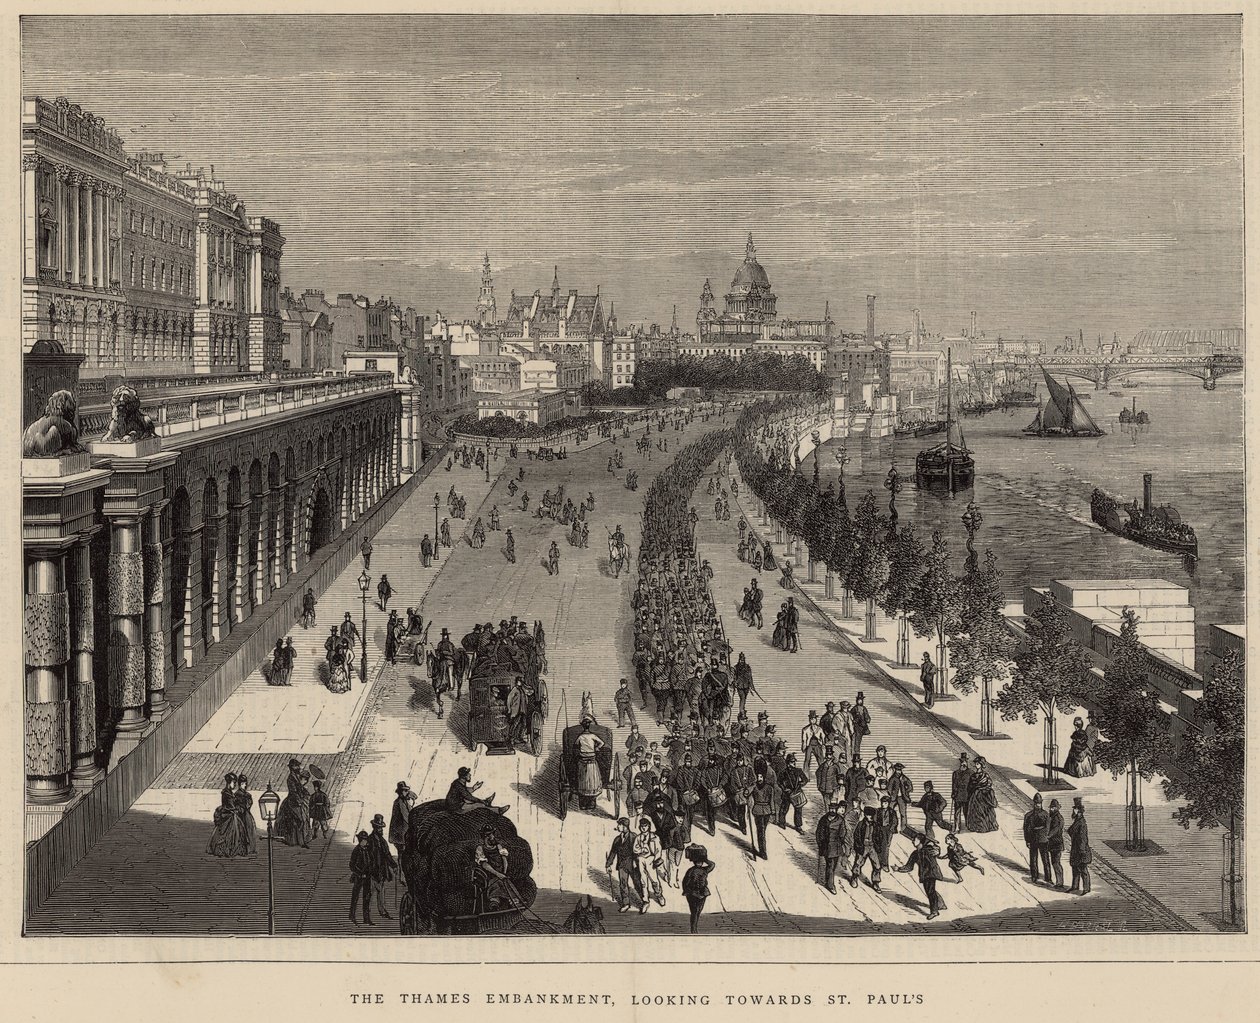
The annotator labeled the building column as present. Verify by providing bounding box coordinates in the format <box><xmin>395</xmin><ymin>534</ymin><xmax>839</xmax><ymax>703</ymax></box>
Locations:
<box><xmin>68</xmin><ymin>173</ymin><xmax>81</xmax><ymax>287</ymax></box>
<box><xmin>288</xmin><ymin>484</ymin><xmax>304</xmax><ymax>574</ymax></box>
<box><xmin>57</xmin><ymin>168</ymin><xmax>71</xmax><ymax>285</ymax></box>
<box><xmin>106</xmin><ymin>515</ymin><xmax>148</xmax><ymax>736</ymax></box>
<box><xmin>83</xmin><ymin>177</ymin><xmax>97</xmax><ymax>289</ymax></box>
<box><xmin>400</xmin><ymin>397</ymin><xmax>415</xmax><ymax>475</ymax></box>
<box><xmin>25</xmin><ymin>545</ymin><xmax>73</xmax><ymax>803</ymax></box>
<box><xmin>143</xmin><ymin>506</ymin><xmax>169</xmax><ymax>720</ymax></box>
<box><xmin>96</xmin><ymin>186</ymin><xmax>107</xmax><ymax>289</ymax></box>
<box><xmin>270</xmin><ymin>491</ymin><xmax>284</xmax><ymax>590</ymax></box>
<box><xmin>208</xmin><ymin>510</ymin><xmax>231</xmax><ymax>645</ymax></box>
<box><xmin>230</xmin><ymin>502</ymin><xmax>249</xmax><ymax>624</ymax></box>
<box><xmin>68</xmin><ymin>533</ymin><xmax>103</xmax><ymax>787</ymax></box>
<box><xmin>253</xmin><ymin>491</ymin><xmax>269</xmax><ymax>606</ymax></box>
<box><xmin>182</xmin><ymin>525</ymin><xmax>205</xmax><ymax>669</ymax></box>
<box><xmin>340</xmin><ymin>459</ymin><xmax>351</xmax><ymax>529</ymax></box>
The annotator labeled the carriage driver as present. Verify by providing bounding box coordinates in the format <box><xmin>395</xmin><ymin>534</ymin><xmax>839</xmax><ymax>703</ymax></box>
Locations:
<box><xmin>508</xmin><ymin>675</ymin><xmax>535</xmax><ymax>745</ymax></box>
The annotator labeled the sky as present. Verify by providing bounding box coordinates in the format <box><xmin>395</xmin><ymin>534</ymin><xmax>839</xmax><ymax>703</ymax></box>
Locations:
<box><xmin>22</xmin><ymin>15</ymin><xmax>1244</xmax><ymax>342</ymax></box>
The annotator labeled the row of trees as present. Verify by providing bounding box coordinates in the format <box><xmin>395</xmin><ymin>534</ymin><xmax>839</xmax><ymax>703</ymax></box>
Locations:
<box><xmin>731</xmin><ymin>401</ymin><xmax>1242</xmax><ymax>898</ymax></box>
<box><xmin>582</xmin><ymin>352</ymin><xmax>831</xmax><ymax>408</ymax></box>
<box><xmin>448</xmin><ymin>409</ymin><xmax>617</xmax><ymax>440</ymax></box>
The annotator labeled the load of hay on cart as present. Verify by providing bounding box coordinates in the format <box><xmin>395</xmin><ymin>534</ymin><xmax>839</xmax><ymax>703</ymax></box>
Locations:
<box><xmin>557</xmin><ymin>718</ymin><xmax>621</xmax><ymax>820</ymax></box>
<box><xmin>398</xmin><ymin>800</ymin><xmax>549</xmax><ymax>935</ymax></box>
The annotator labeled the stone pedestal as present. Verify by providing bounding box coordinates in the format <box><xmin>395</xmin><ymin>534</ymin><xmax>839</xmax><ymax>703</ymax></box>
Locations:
<box><xmin>25</xmin><ymin>547</ymin><xmax>72</xmax><ymax>803</ymax></box>
<box><xmin>68</xmin><ymin>533</ymin><xmax>103</xmax><ymax>787</ymax></box>
<box><xmin>144</xmin><ymin>506</ymin><xmax>169</xmax><ymax>720</ymax></box>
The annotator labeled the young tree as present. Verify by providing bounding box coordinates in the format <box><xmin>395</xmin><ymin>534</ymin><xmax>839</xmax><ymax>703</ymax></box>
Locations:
<box><xmin>1163</xmin><ymin>648</ymin><xmax>1244</xmax><ymax>925</ymax></box>
<box><xmin>847</xmin><ymin>492</ymin><xmax>889</xmax><ymax>642</ymax></box>
<box><xmin>908</xmin><ymin>530</ymin><xmax>964</xmax><ymax>689</ymax></box>
<box><xmin>995</xmin><ymin>591</ymin><xmax>1095</xmax><ymax>785</ymax></box>
<box><xmin>878</xmin><ymin>523</ymin><xmax>925</xmax><ymax>666</ymax></box>
<box><xmin>949</xmin><ymin>549</ymin><xmax>1018</xmax><ymax>736</ymax></box>
<box><xmin>1092</xmin><ymin>608</ymin><xmax>1173</xmax><ymax>851</ymax></box>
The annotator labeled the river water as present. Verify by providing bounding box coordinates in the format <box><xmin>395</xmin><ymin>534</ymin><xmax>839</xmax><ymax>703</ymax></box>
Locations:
<box><xmin>810</xmin><ymin>378</ymin><xmax>1245</xmax><ymax>668</ymax></box>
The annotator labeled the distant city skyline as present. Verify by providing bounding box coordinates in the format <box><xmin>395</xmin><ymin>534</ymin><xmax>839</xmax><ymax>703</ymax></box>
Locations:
<box><xmin>22</xmin><ymin>14</ymin><xmax>1243</xmax><ymax>342</ymax></box>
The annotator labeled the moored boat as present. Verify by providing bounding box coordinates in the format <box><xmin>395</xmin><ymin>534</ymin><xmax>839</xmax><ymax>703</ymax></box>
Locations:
<box><xmin>916</xmin><ymin>349</ymin><xmax>974</xmax><ymax>492</ymax></box>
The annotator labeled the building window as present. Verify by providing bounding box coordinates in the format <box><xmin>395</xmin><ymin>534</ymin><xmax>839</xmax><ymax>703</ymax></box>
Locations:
<box><xmin>129</xmin><ymin>253</ymin><xmax>136</xmax><ymax>285</ymax></box>
<box><xmin>365</xmin><ymin>359</ymin><xmax>378</xmax><ymax>371</ymax></box>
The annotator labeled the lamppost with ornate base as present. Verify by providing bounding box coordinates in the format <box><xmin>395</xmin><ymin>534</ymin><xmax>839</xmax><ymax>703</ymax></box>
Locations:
<box><xmin>432</xmin><ymin>493</ymin><xmax>441</xmax><ymax>560</ymax></box>
<box><xmin>258</xmin><ymin>783</ymin><xmax>281</xmax><ymax>935</ymax></box>
<box><xmin>357</xmin><ymin>568</ymin><xmax>370</xmax><ymax>685</ymax></box>
<box><xmin>885</xmin><ymin>466</ymin><xmax>908</xmax><ymax>663</ymax></box>
<box><xmin>961</xmin><ymin>500</ymin><xmax>984</xmax><ymax>717</ymax></box>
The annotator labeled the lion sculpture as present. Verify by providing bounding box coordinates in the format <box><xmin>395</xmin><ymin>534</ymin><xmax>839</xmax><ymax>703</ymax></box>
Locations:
<box><xmin>101</xmin><ymin>385</ymin><xmax>157</xmax><ymax>443</ymax></box>
<box><xmin>22</xmin><ymin>389</ymin><xmax>85</xmax><ymax>458</ymax></box>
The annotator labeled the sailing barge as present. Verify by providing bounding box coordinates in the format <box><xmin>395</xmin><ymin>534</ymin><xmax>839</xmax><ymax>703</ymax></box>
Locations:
<box><xmin>916</xmin><ymin>349</ymin><xmax>974</xmax><ymax>492</ymax></box>
<box><xmin>1024</xmin><ymin>368</ymin><xmax>1104</xmax><ymax>437</ymax></box>
<box><xmin>1090</xmin><ymin>473</ymin><xmax>1198</xmax><ymax>559</ymax></box>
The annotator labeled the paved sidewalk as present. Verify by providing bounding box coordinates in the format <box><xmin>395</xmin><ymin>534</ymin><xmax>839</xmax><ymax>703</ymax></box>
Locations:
<box><xmin>735</xmin><ymin>477</ymin><xmax>1216</xmax><ymax>931</ymax></box>
<box><xmin>185</xmin><ymin>457</ymin><xmax>503</xmax><ymax>757</ymax></box>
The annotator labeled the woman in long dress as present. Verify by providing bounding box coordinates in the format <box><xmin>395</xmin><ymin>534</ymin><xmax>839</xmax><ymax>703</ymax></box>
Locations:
<box><xmin>575</xmin><ymin>720</ymin><xmax>606</xmax><ymax>810</ymax></box>
<box><xmin>268</xmin><ymin>639</ymin><xmax>288</xmax><ymax>686</ymax></box>
<box><xmin>208</xmin><ymin>773</ymin><xmax>243</xmax><ymax>857</ymax></box>
<box><xmin>1062</xmin><ymin>717</ymin><xmax>1097</xmax><ymax>777</ymax></box>
<box><xmin>327</xmin><ymin>640</ymin><xmax>352</xmax><ymax>694</ymax></box>
<box><xmin>235</xmin><ymin>774</ymin><xmax>257</xmax><ymax>855</ymax></box>
<box><xmin>965</xmin><ymin>762</ymin><xmax>999</xmax><ymax>833</ymax></box>
<box><xmin>275</xmin><ymin>762</ymin><xmax>313</xmax><ymax>848</ymax></box>
<box><xmin>762</xmin><ymin>542</ymin><xmax>778</xmax><ymax>572</ymax></box>
<box><xmin>771</xmin><ymin>606</ymin><xmax>788</xmax><ymax>650</ymax></box>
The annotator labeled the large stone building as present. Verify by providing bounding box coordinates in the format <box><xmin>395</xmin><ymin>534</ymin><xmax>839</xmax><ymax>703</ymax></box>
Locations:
<box><xmin>460</xmin><ymin>353</ymin><xmax>523</xmax><ymax>394</ymax></box>
<box><xmin>500</xmin><ymin>266</ymin><xmax>607</xmax><ymax>367</ymax></box>
<box><xmin>21</xmin><ymin>96</ymin><xmax>284</xmax><ymax>376</ymax></box>
<box><xmin>279</xmin><ymin>290</ymin><xmax>334</xmax><ymax>372</ymax></box>
<box><xmin>603</xmin><ymin>333</ymin><xmax>640</xmax><ymax>388</ymax></box>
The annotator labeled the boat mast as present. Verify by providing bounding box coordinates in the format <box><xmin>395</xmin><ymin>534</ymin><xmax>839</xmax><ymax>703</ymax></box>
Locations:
<box><xmin>946</xmin><ymin>348</ymin><xmax>954</xmax><ymax>491</ymax></box>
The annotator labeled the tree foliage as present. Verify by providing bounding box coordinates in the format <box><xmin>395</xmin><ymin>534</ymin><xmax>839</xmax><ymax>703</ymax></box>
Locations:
<box><xmin>995</xmin><ymin>591</ymin><xmax>1094</xmax><ymax>725</ymax></box>
<box><xmin>907</xmin><ymin>530</ymin><xmax>963</xmax><ymax>650</ymax></box>
<box><xmin>633</xmin><ymin>353</ymin><xmax>829</xmax><ymax>400</ymax></box>
<box><xmin>1164</xmin><ymin>648</ymin><xmax>1245</xmax><ymax>834</ymax></box>
<box><xmin>948</xmin><ymin>550</ymin><xmax>1017</xmax><ymax>698</ymax></box>
<box><xmin>1092</xmin><ymin>608</ymin><xmax>1173</xmax><ymax>784</ymax></box>
<box><xmin>878</xmin><ymin>523</ymin><xmax>926</xmax><ymax>622</ymax></box>
<box><xmin>847</xmin><ymin>491</ymin><xmax>889</xmax><ymax>604</ymax></box>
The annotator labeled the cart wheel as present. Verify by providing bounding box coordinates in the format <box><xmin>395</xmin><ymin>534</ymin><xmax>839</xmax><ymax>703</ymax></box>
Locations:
<box><xmin>399</xmin><ymin>891</ymin><xmax>418</xmax><ymax>935</ymax></box>
<box><xmin>558</xmin><ymin>774</ymin><xmax>569</xmax><ymax>820</ymax></box>
<box><xmin>529</xmin><ymin>710</ymin><xmax>544</xmax><ymax>756</ymax></box>
<box><xmin>538</xmin><ymin>679</ymin><xmax>549</xmax><ymax>718</ymax></box>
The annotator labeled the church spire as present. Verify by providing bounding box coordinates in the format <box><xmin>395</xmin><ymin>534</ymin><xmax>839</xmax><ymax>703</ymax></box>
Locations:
<box><xmin>745</xmin><ymin>232</ymin><xmax>756</xmax><ymax>262</ymax></box>
<box><xmin>671</xmin><ymin>305</ymin><xmax>678</xmax><ymax>334</ymax></box>
<box><xmin>552</xmin><ymin>264</ymin><xmax>560</xmax><ymax>304</ymax></box>
<box><xmin>477</xmin><ymin>251</ymin><xmax>497</xmax><ymax>326</ymax></box>
<box><xmin>700</xmin><ymin>278</ymin><xmax>714</xmax><ymax>307</ymax></box>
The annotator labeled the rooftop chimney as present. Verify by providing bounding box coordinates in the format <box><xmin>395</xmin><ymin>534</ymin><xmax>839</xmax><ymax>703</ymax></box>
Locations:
<box><xmin>866</xmin><ymin>295</ymin><xmax>876</xmax><ymax>345</ymax></box>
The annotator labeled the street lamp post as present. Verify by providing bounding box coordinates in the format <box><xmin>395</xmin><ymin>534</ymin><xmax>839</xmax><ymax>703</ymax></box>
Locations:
<box><xmin>357</xmin><ymin>568</ymin><xmax>370</xmax><ymax>685</ymax></box>
<box><xmin>962</xmin><ymin>500</ymin><xmax>985</xmax><ymax>725</ymax></box>
<box><xmin>833</xmin><ymin>448</ymin><xmax>853</xmax><ymax>618</ymax></box>
<box><xmin>485</xmin><ymin>441</ymin><xmax>491</xmax><ymax>483</ymax></box>
<box><xmin>258</xmin><ymin>784</ymin><xmax>280</xmax><ymax>936</ymax></box>
<box><xmin>432</xmin><ymin>493</ymin><xmax>441</xmax><ymax>560</ymax></box>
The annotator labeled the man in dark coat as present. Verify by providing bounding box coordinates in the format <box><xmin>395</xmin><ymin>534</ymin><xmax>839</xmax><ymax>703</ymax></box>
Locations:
<box><xmin>349</xmin><ymin>830</ymin><xmax>374</xmax><ymax>926</ymax></box>
<box><xmin>843</xmin><ymin>754</ymin><xmax>867</xmax><ymax>804</ymax></box>
<box><xmin>920</xmin><ymin>651</ymin><xmax>937</xmax><ymax>708</ymax></box>
<box><xmin>367</xmin><ymin>814</ymin><xmax>397</xmax><ymax>920</ymax></box>
<box><xmin>783</xmin><ymin>597</ymin><xmax>800</xmax><ymax>652</ymax></box>
<box><xmin>1068</xmin><ymin>797</ymin><xmax>1092</xmax><ymax>894</ymax></box>
<box><xmin>1023</xmin><ymin>792</ymin><xmax>1052</xmax><ymax>884</ymax></box>
<box><xmin>672</xmin><ymin>754</ymin><xmax>703</xmax><ymax>834</ymax></box>
<box><xmin>815</xmin><ymin>746</ymin><xmax>842</xmax><ymax>808</ymax></box>
<box><xmin>886</xmin><ymin>763</ymin><xmax>913</xmax><ymax>836</ymax></box>
<box><xmin>698</xmin><ymin>754</ymin><xmax>726</xmax><ymax>836</ymax></box>
<box><xmin>727</xmin><ymin>749</ymin><xmax>756</xmax><ymax>835</ymax></box>
<box><xmin>1046</xmin><ymin>798</ymin><xmax>1066</xmax><ymax>889</ymax></box>
<box><xmin>777</xmin><ymin>753</ymin><xmax>808</xmax><ymax>832</ymax></box>
<box><xmin>750</xmin><ymin>774</ymin><xmax>775</xmax><ymax>860</ymax></box>
<box><xmin>897</xmin><ymin>833</ymin><xmax>947</xmax><ymax>920</ymax></box>
<box><xmin>420</xmin><ymin>533</ymin><xmax>433</xmax><ymax>568</ymax></box>
<box><xmin>950</xmin><ymin>753</ymin><xmax>972</xmax><ymax>833</ymax></box>
<box><xmin>851</xmin><ymin>807</ymin><xmax>883</xmax><ymax>890</ymax></box>
<box><xmin>850</xmin><ymin>692</ymin><xmax>871</xmax><ymax>759</ymax></box>
<box><xmin>384</xmin><ymin>610</ymin><xmax>399</xmax><ymax>664</ymax></box>
<box><xmin>389</xmin><ymin>781</ymin><xmax>415</xmax><ymax>860</ymax></box>
<box><xmin>815</xmin><ymin>800</ymin><xmax>849</xmax><ymax>893</ymax></box>
<box><xmin>875</xmin><ymin>795</ymin><xmax>898</xmax><ymax>866</ymax></box>
<box><xmin>915</xmin><ymin>780</ymin><xmax>950</xmax><ymax>842</ymax></box>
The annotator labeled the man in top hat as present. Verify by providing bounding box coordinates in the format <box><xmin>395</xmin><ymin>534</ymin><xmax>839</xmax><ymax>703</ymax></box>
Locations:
<box><xmin>843</xmin><ymin>753</ymin><xmax>867</xmax><ymax>805</ymax></box>
<box><xmin>433</xmin><ymin>626</ymin><xmax>457</xmax><ymax>687</ymax></box>
<box><xmin>1068</xmin><ymin>797</ymin><xmax>1092</xmax><ymax>895</ymax></box>
<box><xmin>1023</xmin><ymin>793</ymin><xmax>1052</xmax><ymax>884</ymax></box>
<box><xmin>951</xmin><ymin>753</ymin><xmax>972</xmax><ymax>833</ymax></box>
<box><xmin>367</xmin><ymin>813</ymin><xmax>397</xmax><ymax>919</ymax></box>
<box><xmin>325</xmin><ymin>625</ymin><xmax>341</xmax><ymax>667</ymax></box>
<box><xmin>389</xmin><ymin>782</ymin><xmax>416</xmax><ymax>860</ymax></box>
<box><xmin>850</xmin><ymin>692</ymin><xmax>871</xmax><ymax>759</ymax></box>
<box><xmin>349</xmin><ymin>830</ymin><xmax>374</xmax><ymax>926</ymax></box>
<box><xmin>800</xmin><ymin>710</ymin><xmax>826</xmax><ymax>775</ymax></box>
<box><xmin>340</xmin><ymin>610</ymin><xmax>360</xmax><ymax>648</ymax></box>
<box><xmin>819</xmin><ymin>701</ymin><xmax>838</xmax><ymax>743</ymax></box>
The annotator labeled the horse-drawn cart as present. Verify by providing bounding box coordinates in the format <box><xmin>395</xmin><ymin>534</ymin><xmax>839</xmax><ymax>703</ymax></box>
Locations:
<box><xmin>557</xmin><ymin>720</ymin><xmax>621</xmax><ymax>820</ymax></box>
